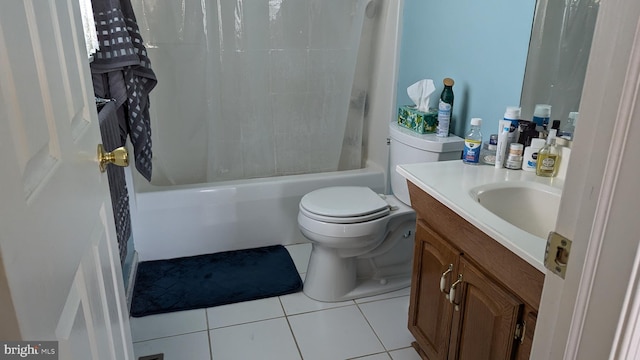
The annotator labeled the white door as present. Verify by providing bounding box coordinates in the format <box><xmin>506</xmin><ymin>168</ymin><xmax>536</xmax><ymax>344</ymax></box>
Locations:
<box><xmin>531</xmin><ymin>0</ymin><xmax>640</xmax><ymax>358</ymax></box>
<box><xmin>0</xmin><ymin>1</ymin><xmax>133</xmax><ymax>359</ymax></box>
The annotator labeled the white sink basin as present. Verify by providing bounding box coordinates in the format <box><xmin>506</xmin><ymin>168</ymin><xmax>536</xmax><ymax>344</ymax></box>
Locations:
<box><xmin>470</xmin><ymin>182</ymin><xmax>561</xmax><ymax>239</ymax></box>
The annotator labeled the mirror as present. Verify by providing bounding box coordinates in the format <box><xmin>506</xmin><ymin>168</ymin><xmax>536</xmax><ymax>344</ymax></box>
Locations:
<box><xmin>520</xmin><ymin>0</ymin><xmax>600</xmax><ymax>127</ymax></box>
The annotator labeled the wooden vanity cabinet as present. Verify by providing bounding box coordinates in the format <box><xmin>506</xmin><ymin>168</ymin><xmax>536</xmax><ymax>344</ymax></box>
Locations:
<box><xmin>407</xmin><ymin>182</ymin><xmax>544</xmax><ymax>360</ymax></box>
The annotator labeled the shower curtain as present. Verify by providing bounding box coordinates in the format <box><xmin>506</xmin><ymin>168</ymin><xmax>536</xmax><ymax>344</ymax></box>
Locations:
<box><xmin>133</xmin><ymin>0</ymin><xmax>371</xmax><ymax>185</ymax></box>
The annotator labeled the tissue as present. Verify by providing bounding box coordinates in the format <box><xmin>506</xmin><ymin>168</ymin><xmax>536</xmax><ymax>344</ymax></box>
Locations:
<box><xmin>408</xmin><ymin>79</ymin><xmax>435</xmax><ymax>112</ymax></box>
<box><xmin>398</xmin><ymin>79</ymin><xmax>438</xmax><ymax>134</ymax></box>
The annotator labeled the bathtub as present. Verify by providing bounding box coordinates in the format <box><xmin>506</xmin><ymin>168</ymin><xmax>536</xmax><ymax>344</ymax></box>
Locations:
<box><xmin>129</xmin><ymin>166</ymin><xmax>386</xmax><ymax>261</ymax></box>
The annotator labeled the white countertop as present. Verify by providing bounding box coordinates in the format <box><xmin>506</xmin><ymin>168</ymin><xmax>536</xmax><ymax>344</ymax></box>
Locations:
<box><xmin>396</xmin><ymin>160</ymin><xmax>565</xmax><ymax>272</ymax></box>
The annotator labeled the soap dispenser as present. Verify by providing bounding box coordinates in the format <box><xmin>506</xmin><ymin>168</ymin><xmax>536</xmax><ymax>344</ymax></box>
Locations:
<box><xmin>536</xmin><ymin>129</ymin><xmax>560</xmax><ymax>177</ymax></box>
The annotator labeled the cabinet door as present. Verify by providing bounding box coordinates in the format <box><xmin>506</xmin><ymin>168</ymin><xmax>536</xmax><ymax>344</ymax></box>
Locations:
<box><xmin>409</xmin><ymin>221</ymin><xmax>460</xmax><ymax>360</ymax></box>
<box><xmin>514</xmin><ymin>310</ymin><xmax>537</xmax><ymax>360</ymax></box>
<box><xmin>448</xmin><ymin>257</ymin><xmax>523</xmax><ymax>360</ymax></box>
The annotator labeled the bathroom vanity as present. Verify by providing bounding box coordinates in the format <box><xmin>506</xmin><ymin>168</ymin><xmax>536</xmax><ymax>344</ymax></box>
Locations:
<box><xmin>397</xmin><ymin>161</ymin><xmax>563</xmax><ymax>360</ymax></box>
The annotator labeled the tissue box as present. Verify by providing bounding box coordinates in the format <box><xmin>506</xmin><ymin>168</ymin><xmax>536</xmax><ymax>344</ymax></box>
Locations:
<box><xmin>397</xmin><ymin>106</ymin><xmax>438</xmax><ymax>134</ymax></box>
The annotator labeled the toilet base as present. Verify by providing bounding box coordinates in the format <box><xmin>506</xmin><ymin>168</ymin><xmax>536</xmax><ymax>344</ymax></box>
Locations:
<box><xmin>302</xmin><ymin>243</ymin><xmax>413</xmax><ymax>302</ymax></box>
<box><xmin>303</xmin><ymin>275</ymin><xmax>411</xmax><ymax>302</ymax></box>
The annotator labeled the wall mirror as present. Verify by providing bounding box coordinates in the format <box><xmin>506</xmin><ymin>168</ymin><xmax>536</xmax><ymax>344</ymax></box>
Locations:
<box><xmin>520</xmin><ymin>0</ymin><xmax>600</xmax><ymax>126</ymax></box>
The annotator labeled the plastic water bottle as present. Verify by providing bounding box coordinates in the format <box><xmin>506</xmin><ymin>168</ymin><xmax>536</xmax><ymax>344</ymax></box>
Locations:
<box><xmin>436</xmin><ymin>78</ymin><xmax>455</xmax><ymax>137</ymax></box>
<box><xmin>463</xmin><ymin>118</ymin><xmax>483</xmax><ymax>165</ymax></box>
<box><xmin>559</xmin><ymin>112</ymin><xmax>579</xmax><ymax>140</ymax></box>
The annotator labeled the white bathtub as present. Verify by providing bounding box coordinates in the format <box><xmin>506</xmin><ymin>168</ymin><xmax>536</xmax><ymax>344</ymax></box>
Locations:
<box><xmin>130</xmin><ymin>166</ymin><xmax>386</xmax><ymax>261</ymax></box>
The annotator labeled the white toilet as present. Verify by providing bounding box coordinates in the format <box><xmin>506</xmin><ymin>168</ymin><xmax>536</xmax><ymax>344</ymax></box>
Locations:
<box><xmin>297</xmin><ymin>122</ymin><xmax>464</xmax><ymax>302</ymax></box>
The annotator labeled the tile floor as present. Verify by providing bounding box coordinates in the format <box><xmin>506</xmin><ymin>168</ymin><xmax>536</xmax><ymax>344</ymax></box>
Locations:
<box><xmin>130</xmin><ymin>243</ymin><xmax>421</xmax><ymax>360</ymax></box>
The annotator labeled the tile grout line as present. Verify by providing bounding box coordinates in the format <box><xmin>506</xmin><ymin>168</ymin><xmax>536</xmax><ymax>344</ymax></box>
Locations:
<box><xmin>279</xmin><ymin>296</ymin><xmax>305</xmax><ymax>360</ymax></box>
<box><xmin>205</xmin><ymin>310</ymin><xmax>214</xmax><ymax>360</ymax></box>
<box><xmin>355</xmin><ymin>300</ymin><xmax>388</xmax><ymax>354</ymax></box>
<box><xmin>132</xmin><ymin>329</ymin><xmax>209</xmax><ymax>344</ymax></box>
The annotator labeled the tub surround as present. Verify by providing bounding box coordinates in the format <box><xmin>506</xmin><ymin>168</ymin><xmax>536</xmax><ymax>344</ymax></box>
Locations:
<box><xmin>396</xmin><ymin>160</ymin><xmax>564</xmax><ymax>272</ymax></box>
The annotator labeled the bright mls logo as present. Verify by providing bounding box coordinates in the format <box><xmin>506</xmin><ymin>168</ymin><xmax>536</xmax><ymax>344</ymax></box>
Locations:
<box><xmin>1</xmin><ymin>342</ymin><xmax>57</xmax><ymax>359</ymax></box>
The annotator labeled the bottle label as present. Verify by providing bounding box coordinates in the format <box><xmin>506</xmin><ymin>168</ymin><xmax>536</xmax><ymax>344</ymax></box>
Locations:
<box><xmin>533</xmin><ymin>115</ymin><xmax>550</xmax><ymax>127</ymax></box>
<box><xmin>437</xmin><ymin>100</ymin><xmax>451</xmax><ymax>137</ymax></box>
<box><xmin>463</xmin><ymin>139</ymin><xmax>481</xmax><ymax>163</ymax></box>
<box><xmin>539</xmin><ymin>155</ymin><xmax>557</xmax><ymax>170</ymax></box>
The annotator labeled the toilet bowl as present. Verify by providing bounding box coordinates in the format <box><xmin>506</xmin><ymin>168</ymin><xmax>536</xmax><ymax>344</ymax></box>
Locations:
<box><xmin>299</xmin><ymin>186</ymin><xmax>416</xmax><ymax>301</ymax></box>
<box><xmin>297</xmin><ymin>122</ymin><xmax>464</xmax><ymax>302</ymax></box>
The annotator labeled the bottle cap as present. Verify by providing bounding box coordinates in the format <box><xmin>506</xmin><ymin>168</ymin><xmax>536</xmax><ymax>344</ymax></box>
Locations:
<box><xmin>530</xmin><ymin>138</ymin><xmax>546</xmax><ymax>149</ymax></box>
<box><xmin>534</xmin><ymin>104</ymin><xmax>552</xmax><ymax>117</ymax></box>
<box><xmin>504</xmin><ymin>106</ymin><xmax>521</xmax><ymax>120</ymax></box>
<box><xmin>443</xmin><ymin>78</ymin><xmax>454</xmax><ymax>87</ymax></box>
<box><xmin>470</xmin><ymin>117</ymin><xmax>482</xmax><ymax>126</ymax></box>
<box><xmin>568</xmin><ymin>112</ymin><xmax>579</xmax><ymax>124</ymax></box>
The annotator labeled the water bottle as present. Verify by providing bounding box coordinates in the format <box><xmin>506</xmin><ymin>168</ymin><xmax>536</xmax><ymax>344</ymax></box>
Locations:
<box><xmin>463</xmin><ymin>118</ymin><xmax>483</xmax><ymax>165</ymax></box>
<box><xmin>559</xmin><ymin>112</ymin><xmax>579</xmax><ymax>140</ymax></box>
<box><xmin>436</xmin><ymin>78</ymin><xmax>455</xmax><ymax>137</ymax></box>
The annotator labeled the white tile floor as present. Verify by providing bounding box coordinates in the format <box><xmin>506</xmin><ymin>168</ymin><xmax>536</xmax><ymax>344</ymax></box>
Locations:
<box><xmin>130</xmin><ymin>244</ymin><xmax>422</xmax><ymax>360</ymax></box>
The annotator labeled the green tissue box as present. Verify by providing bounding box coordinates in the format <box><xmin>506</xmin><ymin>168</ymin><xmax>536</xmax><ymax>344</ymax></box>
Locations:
<box><xmin>397</xmin><ymin>106</ymin><xmax>438</xmax><ymax>134</ymax></box>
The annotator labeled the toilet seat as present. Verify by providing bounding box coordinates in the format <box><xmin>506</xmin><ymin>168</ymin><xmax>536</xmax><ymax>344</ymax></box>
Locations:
<box><xmin>299</xmin><ymin>186</ymin><xmax>391</xmax><ymax>224</ymax></box>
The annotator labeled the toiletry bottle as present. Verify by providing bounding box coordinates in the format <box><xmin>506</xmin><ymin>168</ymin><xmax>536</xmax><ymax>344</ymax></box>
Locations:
<box><xmin>536</xmin><ymin>129</ymin><xmax>560</xmax><ymax>177</ymax></box>
<box><xmin>532</xmin><ymin>104</ymin><xmax>552</xmax><ymax>130</ymax></box>
<box><xmin>436</xmin><ymin>78</ymin><xmax>455</xmax><ymax>137</ymax></box>
<box><xmin>505</xmin><ymin>143</ymin><xmax>524</xmax><ymax>170</ymax></box>
<box><xmin>463</xmin><ymin>118</ymin><xmax>482</xmax><ymax>165</ymax></box>
<box><xmin>480</xmin><ymin>134</ymin><xmax>498</xmax><ymax>165</ymax></box>
<box><xmin>504</xmin><ymin>106</ymin><xmax>521</xmax><ymax>149</ymax></box>
<box><xmin>559</xmin><ymin>112</ymin><xmax>579</xmax><ymax>140</ymax></box>
<box><xmin>495</xmin><ymin>120</ymin><xmax>511</xmax><ymax>168</ymax></box>
<box><xmin>517</xmin><ymin>120</ymin><xmax>536</xmax><ymax>146</ymax></box>
<box><xmin>522</xmin><ymin>138</ymin><xmax>546</xmax><ymax>172</ymax></box>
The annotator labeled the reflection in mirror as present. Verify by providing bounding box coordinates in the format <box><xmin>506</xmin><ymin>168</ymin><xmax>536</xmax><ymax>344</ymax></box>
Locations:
<box><xmin>521</xmin><ymin>0</ymin><xmax>600</xmax><ymax>130</ymax></box>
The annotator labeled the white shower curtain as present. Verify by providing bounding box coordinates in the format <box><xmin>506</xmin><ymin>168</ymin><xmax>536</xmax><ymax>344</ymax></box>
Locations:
<box><xmin>134</xmin><ymin>0</ymin><xmax>371</xmax><ymax>185</ymax></box>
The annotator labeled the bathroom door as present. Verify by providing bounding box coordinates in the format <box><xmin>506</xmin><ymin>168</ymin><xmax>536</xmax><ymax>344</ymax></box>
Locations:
<box><xmin>531</xmin><ymin>0</ymin><xmax>640</xmax><ymax>358</ymax></box>
<box><xmin>0</xmin><ymin>1</ymin><xmax>133</xmax><ymax>359</ymax></box>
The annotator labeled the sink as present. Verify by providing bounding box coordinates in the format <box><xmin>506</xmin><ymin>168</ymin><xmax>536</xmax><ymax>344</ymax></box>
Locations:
<box><xmin>469</xmin><ymin>182</ymin><xmax>561</xmax><ymax>239</ymax></box>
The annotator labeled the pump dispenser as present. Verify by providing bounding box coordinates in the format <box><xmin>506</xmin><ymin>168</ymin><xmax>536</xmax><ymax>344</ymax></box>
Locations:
<box><xmin>536</xmin><ymin>129</ymin><xmax>560</xmax><ymax>177</ymax></box>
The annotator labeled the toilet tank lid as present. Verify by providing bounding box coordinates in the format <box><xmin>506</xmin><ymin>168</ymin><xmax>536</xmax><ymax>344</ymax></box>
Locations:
<box><xmin>389</xmin><ymin>122</ymin><xmax>464</xmax><ymax>152</ymax></box>
<box><xmin>300</xmin><ymin>186</ymin><xmax>389</xmax><ymax>218</ymax></box>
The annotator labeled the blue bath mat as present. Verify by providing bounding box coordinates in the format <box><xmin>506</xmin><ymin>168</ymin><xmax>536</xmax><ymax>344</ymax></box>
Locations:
<box><xmin>130</xmin><ymin>245</ymin><xmax>303</xmax><ymax>317</ymax></box>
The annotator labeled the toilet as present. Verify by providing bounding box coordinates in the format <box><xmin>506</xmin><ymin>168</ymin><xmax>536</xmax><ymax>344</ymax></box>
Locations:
<box><xmin>298</xmin><ymin>122</ymin><xmax>464</xmax><ymax>302</ymax></box>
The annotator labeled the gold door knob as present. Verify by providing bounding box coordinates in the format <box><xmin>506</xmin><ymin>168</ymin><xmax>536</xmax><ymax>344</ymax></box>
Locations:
<box><xmin>97</xmin><ymin>144</ymin><xmax>129</xmax><ymax>172</ymax></box>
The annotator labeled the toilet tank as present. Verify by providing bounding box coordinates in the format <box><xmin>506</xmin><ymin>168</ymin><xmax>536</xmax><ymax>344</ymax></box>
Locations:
<box><xmin>388</xmin><ymin>122</ymin><xmax>464</xmax><ymax>205</ymax></box>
